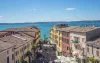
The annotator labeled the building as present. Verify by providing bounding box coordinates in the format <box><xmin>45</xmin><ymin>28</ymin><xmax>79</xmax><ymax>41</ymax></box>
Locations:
<box><xmin>50</xmin><ymin>25</ymin><xmax>100</xmax><ymax>63</ymax></box>
<box><xmin>50</xmin><ymin>24</ymin><xmax>68</xmax><ymax>56</ymax></box>
<box><xmin>3</xmin><ymin>26</ymin><xmax>41</xmax><ymax>44</ymax></box>
<box><xmin>0</xmin><ymin>26</ymin><xmax>41</xmax><ymax>63</ymax></box>
<box><xmin>69</xmin><ymin>27</ymin><xmax>100</xmax><ymax>63</ymax></box>
<box><xmin>87</xmin><ymin>38</ymin><xmax>100</xmax><ymax>63</ymax></box>
<box><xmin>0</xmin><ymin>33</ymin><xmax>34</xmax><ymax>63</ymax></box>
<box><xmin>0</xmin><ymin>41</ymin><xmax>14</xmax><ymax>63</ymax></box>
<box><xmin>57</xmin><ymin>26</ymin><xmax>78</xmax><ymax>56</ymax></box>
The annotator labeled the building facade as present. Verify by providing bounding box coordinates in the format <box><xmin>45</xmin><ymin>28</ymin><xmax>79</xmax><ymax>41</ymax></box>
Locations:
<box><xmin>0</xmin><ymin>26</ymin><xmax>41</xmax><ymax>63</ymax></box>
<box><xmin>50</xmin><ymin>27</ymin><xmax>62</xmax><ymax>56</ymax></box>
<box><xmin>50</xmin><ymin>25</ymin><xmax>100</xmax><ymax>63</ymax></box>
<box><xmin>87</xmin><ymin>38</ymin><xmax>100</xmax><ymax>63</ymax></box>
<box><xmin>0</xmin><ymin>41</ymin><xmax>14</xmax><ymax>63</ymax></box>
<box><xmin>70</xmin><ymin>27</ymin><xmax>100</xmax><ymax>63</ymax></box>
<box><xmin>50</xmin><ymin>24</ymin><xmax>69</xmax><ymax>56</ymax></box>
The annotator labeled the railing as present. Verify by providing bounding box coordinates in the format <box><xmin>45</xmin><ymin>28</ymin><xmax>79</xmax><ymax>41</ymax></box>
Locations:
<box><xmin>72</xmin><ymin>40</ymin><xmax>79</xmax><ymax>44</ymax></box>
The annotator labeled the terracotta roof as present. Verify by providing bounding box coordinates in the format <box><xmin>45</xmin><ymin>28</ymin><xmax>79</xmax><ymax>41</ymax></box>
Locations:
<box><xmin>3</xmin><ymin>26</ymin><xmax>40</xmax><ymax>32</ymax></box>
<box><xmin>23</xmin><ymin>32</ymin><xmax>36</xmax><ymax>37</ymax></box>
<box><xmin>0</xmin><ymin>36</ymin><xmax>26</xmax><ymax>48</ymax></box>
<box><xmin>4</xmin><ymin>28</ymin><xmax>23</xmax><ymax>32</ymax></box>
<box><xmin>56</xmin><ymin>26</ymin><xmax>78</xmax><ymax>32</ymax></box>
<box><xmin>0</xmin><ymin>33</ymin><xmax>34</xmax><ymax>48</ymax></box>
<box><xmin>14</xmin><ymin>32</ymin><xmax>34</xmax><ymax>41</ymax></box>
<box><xmin>87</xmin><ymin>37</ymin><xmax>100</xmax><ymax>48</ymax></box>
<box><xmin>1</xmin><ymin>26</ymin><xmax>40</xmax><ymax>37</ymax></box>
<box><xmin>0</xmin><ymin>41</ymin><xmax>14</xmax><ymax>52</ymax></box>
<box><xmin>70</xmin><ymin>27</ymin><xmax>99</xmax><ymax>33</ymax></box>
<box><xmin>0</xmin><ymin>32</ymin><xmax>8</xmax><ymax>36</ymax></box>
<box><xmin>23</xmin><ymin>26</ymin><xmax>40</xmax><ymax>32</ymax></box>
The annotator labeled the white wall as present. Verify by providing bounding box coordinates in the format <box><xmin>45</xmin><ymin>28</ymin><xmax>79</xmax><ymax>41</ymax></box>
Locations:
<box><xmin>87</xmin><ymin>46</ymin><xmax>100</xmax><ymax>59</ymax></box>
<box><xmin>70</xmin><ymin>32</ymin><xmax>86</xmax><ymax>58</ymax></box>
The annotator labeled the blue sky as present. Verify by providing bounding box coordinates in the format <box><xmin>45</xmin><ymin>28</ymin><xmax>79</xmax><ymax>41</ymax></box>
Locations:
<box><xmin>0</xmin><ymin>0</ymin><xmax>100</xmax><ymax>23</ymax></box>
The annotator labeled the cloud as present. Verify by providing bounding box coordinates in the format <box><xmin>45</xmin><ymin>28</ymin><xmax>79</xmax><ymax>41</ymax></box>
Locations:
<box><xmin>29</xmin><ymin>8</ymin><xmax>36</xmax><ymax>11</ymax></box>
<box><xmin>0</xmin><ymin>16</ymin><xmax>3</xmax><ymax>18</ymax></box>
<box><xmin>33</xmin><ymin>9</ymin><xmax>36</xmax><ymax>11</ymax></box>
<box><xmin>66</xmin><ymin>8</ymin><xmax>75</xmax><ymax>11</ymax></box>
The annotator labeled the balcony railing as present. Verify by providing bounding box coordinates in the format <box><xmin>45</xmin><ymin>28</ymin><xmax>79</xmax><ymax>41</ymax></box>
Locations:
<box><xmin>72</xmin><ymin>40</ymin><xmax>79</xmax><ymax>44</ymax></box>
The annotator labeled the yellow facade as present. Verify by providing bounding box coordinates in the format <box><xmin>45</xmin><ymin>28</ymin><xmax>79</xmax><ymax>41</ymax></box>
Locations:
<box><xmin>50</xmin><ymin>27</ymin><xmax>62</xmax><ymax>56</ymax></box>
<box><xmin>15</xmin><ymin>41</ymin><xmax>33</xmax><ymax>63</ymax></box>
<box><xmin>36</xmin><ymin>32</ymin><xmax>41</xmax><ymax>44</ymax></box>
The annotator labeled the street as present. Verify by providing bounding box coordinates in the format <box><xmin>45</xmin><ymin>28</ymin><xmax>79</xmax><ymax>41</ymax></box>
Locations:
<box><xmin>33</xmin><ymin>44</ymin><xmax>57</xmax><ymax>63</ymax></box>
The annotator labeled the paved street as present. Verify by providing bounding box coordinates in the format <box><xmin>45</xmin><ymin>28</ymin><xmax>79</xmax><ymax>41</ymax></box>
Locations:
<box><xmin>33</xmin><ymin>44</ymin><xmax>57</xmax><ymax>63</ymax></box>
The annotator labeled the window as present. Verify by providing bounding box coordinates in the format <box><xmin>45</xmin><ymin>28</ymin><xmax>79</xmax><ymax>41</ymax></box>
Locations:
<box><xmin>12</xmin><ymin>48</ymin><xmax>14</xmax><ymax>52</ymax></box>
<box><xmin>7</xmin><ymin>50</ymin><xmax>9</xmax><ymax>54</ymax></box>
<box><xmin>56</xmin><ymin>30</ymin><xmax>58</xmax><ymax>33</ymax></box>
<box><xmin>62</xmin><ymin>38</ymin><xmax>69</xmax><ymax>44</ymax></box>
<box><xmin>96</xmin><ymin>50</ymin><xmax>99</xmax><ymax>56</ymax></box>
<box><xmin>87</xmin><ymin>47</ymin><xmax>89</xmax><ymax>52</ymax></box>
<box><xmin>24</xmin><ymin>45</ymin><xmax>26</xmax><ymax>50</ymax></box>
<box><xmin>16</xmin><ymin>51</ymin><xmax>19</xmax><ymax>56</ymax></box>
<box><xmin>12</xmin><ymin>54</ymin><xmax>14</xmax><ymax>60</ymax></box>
<box><xmin>55</xmin><ymin>40</ymin><xmax>58</xmax><ymax>44</ymax></box>
<box><xmin>55</xmin><ymin>35</ymin><xmax>58</xmax><ymax>39</ymax></box>
<box><xmin>67</xmin><ymin>47</ymin><xmax>69</xmax><ymax>50</ymax></box>
<box><xmin>24</xmin><ymin>53</ymin><xmax>27</xmax><ymax>59</ymax></box>
<box><xmin>74</xmin><ymin>37</ymin><xmax>78</xmax><ymax>41</ymax></box>
<box><xmin>16</xmin><ymin>61</ymin><xmax>17</xmax><ymax>63</ymax></box>
<box><xmin>7</xmin><ymin>56</ymin><xmax>9</xmax><ymax>63</ymax></box>
<box><xmin>20</xmin><ymin>48</ymin><xmax>22</xmax><ymax>52</ymax></box>
<box><xmin>82</xmin><ymin>38</ymin><xmax>85</xmax><ymax>42</ymax></box>
<box><xmin>62</xmin><ymin>32</ymin><xmax>67</xmax><ymax>36</ymax></box>
<box><xmin>16</xmin><ymin>52</ymin><xmax>17</xmax><ymax>56</ymax></box>
<box><xmin>75</xmin><ymin>44</ymin><xmax>78</xmax><ymax>49</ymax></box>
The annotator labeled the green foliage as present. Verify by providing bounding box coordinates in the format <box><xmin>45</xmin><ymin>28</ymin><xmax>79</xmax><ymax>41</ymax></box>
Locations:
<box><xmin>26</xmin><ymin>51</ymin><xmax>32</xmax><ymax>57</ymax></box>
<box><xmin>32</xmin><ymin>44</ymin><xmax>37</xmax><ymax>50</ymax></box>
<box><xmin>39</xmin><ymin>39</ymin><xmax>43</xmax><ymax>44</ymax></box>
<box><xmin>68</xmin><ymin>47</ymin><xmax>72</xmax><ymax>50</ymax></box>
<box><xmin>43</xmin><ymin>34</ymin><xmax>49</xmax><ymax>44</ymax></box>
<box><xmin>88</xmin><ymin>58</ymin><xmax>97</xmax><ymax>63</ymax></box>
<box><xmin>73</xmin><ymin>41</ymin><xmax>79</xmax><ymax>43</ymax></box>
<box><xmin>21</xmin><ymin>60</ymin><xmax>28</xmax><ymax>63</ymax></box>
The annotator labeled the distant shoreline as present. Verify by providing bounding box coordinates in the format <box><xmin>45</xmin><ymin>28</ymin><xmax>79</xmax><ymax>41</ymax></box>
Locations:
<box><xmin>0</xmin><ymin>20</ymin><xmax>100</xmax><ymax>24</ymax></box>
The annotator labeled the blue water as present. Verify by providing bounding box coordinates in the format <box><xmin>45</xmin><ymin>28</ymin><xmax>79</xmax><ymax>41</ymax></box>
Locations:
<box><xmin>0</xmin><ymin>21</ymin><xmax>100</xmax><ymax>39</ymax></box>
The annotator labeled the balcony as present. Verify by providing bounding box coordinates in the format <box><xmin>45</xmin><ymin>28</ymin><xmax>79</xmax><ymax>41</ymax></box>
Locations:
<box><xmin>72</xmin><ymin>40</ymin><xmax>79</xmax><ymax>44</ymax></box>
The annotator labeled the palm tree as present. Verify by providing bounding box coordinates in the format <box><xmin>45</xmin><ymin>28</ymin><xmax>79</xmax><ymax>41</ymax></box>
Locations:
<box><xmin>26</xmin><ymin>51</ymin><xmax>32</xmax><ymax>63</ymax></box>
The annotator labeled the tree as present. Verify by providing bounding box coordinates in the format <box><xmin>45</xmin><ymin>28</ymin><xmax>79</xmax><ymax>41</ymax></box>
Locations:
<box><xmin>32</xmin><ymin>44</ymin><xmax>37</xmax><ymax>52</ymax></box>
<box><xmin>39</xmin><ymin>39</ymin><xmax>43</xmax><ymax>44</ymax></box>
<box><xmin>88</xmin><ymin>58</ymin><xmax>97</xmax><ymax>63</ymax></box>
<box><xmin>43</xmin><ymin>34</ymin><xmax>49</xmax><ymax>44</ymax></box>
<box><xmin>21</xmin><ymin>60</ymin><xmax>28</xmax><ymax>63</ymax></box>
<box><xmin>32</xmin><ymin>44</ymin><xmax>37</xmax><ymax>49</ymax></box>
<box><xmin>26</xmin><ymin>51</ymin><xmax>32</xmax><ymax>63</ymax></box>
<box><xmin>32</xmin><ymin>44</ymin><xmax>37</xmax><ymax>58</ymax></box>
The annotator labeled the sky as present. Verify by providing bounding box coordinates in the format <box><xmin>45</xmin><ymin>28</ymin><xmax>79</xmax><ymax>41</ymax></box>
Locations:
<box><xmin>0</xmin><ymin>0</ymin><xmax>100</xmax><ymax>23</ymax></box>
